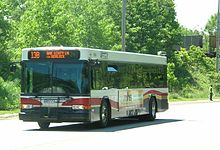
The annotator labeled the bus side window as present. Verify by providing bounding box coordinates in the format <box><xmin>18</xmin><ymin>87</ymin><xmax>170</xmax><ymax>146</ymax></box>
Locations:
<box><xmin>107</xmin><ymin>65</ymin><xmax>118</xmax><ymax>73</ymax></box>
<box><xmin>92</xmin><ymin>62</ymin><xmax>108</xmax><ymax>90</ymax></box>
<box><xmin>107</xmin><ymin>65</ymin><xmax>120</xmax><ymax>88</ymax></box>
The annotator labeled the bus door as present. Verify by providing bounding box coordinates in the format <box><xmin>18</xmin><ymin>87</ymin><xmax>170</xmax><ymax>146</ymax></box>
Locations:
<box><xmin>119</xmin><ymin>89</ymin><xmax>143</xmax><ymax>116</ymax></box>
<box><xmin>118</xmin><ymin>89</ymin><xmax>129</xmax><ymax>114</ymax></box>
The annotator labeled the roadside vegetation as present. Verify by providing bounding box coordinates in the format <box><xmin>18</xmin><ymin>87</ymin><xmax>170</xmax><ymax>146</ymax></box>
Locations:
<box><xmin>0</xmin><ymin>109</ymin><xmax>19</xmax><ymax>115</ymax></box>
<box><xmin>168</xmin><ymin>46</ymin><xmax>220</xmax><ymax>101</ymax></box>
<box><xmin>0</xmin><ymin>0</ymin><xmax>218</xmax><ymax>111</ymax></box>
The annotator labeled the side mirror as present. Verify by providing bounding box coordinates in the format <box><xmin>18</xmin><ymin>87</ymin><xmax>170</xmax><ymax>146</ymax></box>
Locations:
<box><xmin>9</xmin><ymin>64</ymin><xmax>17</xmax><ymax>73</ymax></box>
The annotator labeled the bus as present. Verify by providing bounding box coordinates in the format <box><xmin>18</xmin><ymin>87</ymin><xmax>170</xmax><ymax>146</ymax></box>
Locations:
<box><xmin>19</xmin><ymin>47</ymin><xmax>168</xmax><ymax>129</ymax></box>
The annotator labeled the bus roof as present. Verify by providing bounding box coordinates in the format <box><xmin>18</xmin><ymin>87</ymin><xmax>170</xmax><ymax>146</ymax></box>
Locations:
<box><xmin>22</xmin><ymin>47</ymin><xmax>167</xmax><ymax>65</ymax></box>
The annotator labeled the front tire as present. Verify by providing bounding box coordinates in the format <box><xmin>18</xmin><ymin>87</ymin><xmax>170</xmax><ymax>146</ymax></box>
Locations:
<box><xmin>99</xmin><ymin>100</ymin><xmax>111</xmax><ymax>128</ymax></box>
<box><xmin>38</xmin><ymin>121</ymin><xmax>50</xmax><ymax>130</ymax></box>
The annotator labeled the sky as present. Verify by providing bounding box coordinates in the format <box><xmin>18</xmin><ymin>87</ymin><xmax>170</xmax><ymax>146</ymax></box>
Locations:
<box><xmin>174</xmin><ymin>0</ymin><xmax>218</xmax><ymax>30</ymax></box>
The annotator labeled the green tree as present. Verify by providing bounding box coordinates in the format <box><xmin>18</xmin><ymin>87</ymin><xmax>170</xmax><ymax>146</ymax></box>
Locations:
<box><xmin>205</xmin><ymin>13</ymin><xmax>217</xmax><ymax>35</ymax></box>
<box><xmin>179</xmin><ymin>26</ymin><xmax>202</xmax><ymax>36</ymax></box>
<box><xmin>13</xmin><ymin>0</ymin><xmax>81</xmax><ymax>48</ymax></box>
<box><xmin>70</xmin><ymin>0</ymin><xmax>121</xmax><ymax>50</ymax></box>
<box><xmin>12</xmin><ymin>0</ymin><xmax>121</xmax><ymax>51</ymax></box>
<box><xmin>167</xmin><ymin>62</ymin><xmax>177</xmax><ymax>92</ymax></box>
<box><xmin>0</xmin><ymin>1</ymin><xmax>16</xmax><ymax>80</ymax></box>
<box><xmin>0</xmin><ymin>77</ymin><xmax>20</xmax><ymax>110</ymax></box>
<box><xmin>126</xmin><ymin>0</ymin><xmax>181</xmax><ymax>55</ymax></box>
<box><xmin>168</xmin><ymin>46</ymin><xmax>216</xmax><ymax>98</ymax></box>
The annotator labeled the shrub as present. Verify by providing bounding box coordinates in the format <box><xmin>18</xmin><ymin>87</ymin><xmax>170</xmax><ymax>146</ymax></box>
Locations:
<box><xmin>0</xmin><ymin>77</ymin><xmax>20</xmax><ymax>110</ymax></box>
<box><xmin>168</xmin><ymin>46</ymin><xmax>219</xmax><ymax>100</ymax></box>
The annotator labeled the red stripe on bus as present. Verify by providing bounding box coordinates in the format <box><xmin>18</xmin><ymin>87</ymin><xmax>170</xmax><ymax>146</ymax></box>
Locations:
<box><xmin>20</xmin><ymin>97</ymin><xmax>42</xmax><ymax>105</ymax></box>
<box><xmin>21</xmin><ymin>97</ymin><xmax>119</xmax><ymax>109</ymax></box>
<box><xmin>110</xmin><ymin>100</ymin><xmax>119</xmax><ymax>109</ymax></box>
<box><xmin>62</xmin><ymin>98</ymin><xmax>102</xmax><ymax>106</ymax></box>
<box><xmin>91</xmin><ymin>98</ymin><xmax>119</xmax><ymax>109</ymax></box>
<box><xmin>144</xmin><ymin>90</ymin><xmax>168</xmax><ymax>96</ymax></box>
<box><xmin>90</xmin><ymin>98</ymin><xmax>102</xmax><ymax>105</ymax></box>
<box><xmin>62</xmin><ymin>98</ymin><xmax>119</xmax><ymax>109</ymax></box>
<box><xmin>62</xmin><ymin>98</ymin><xmax>91</xmax><ymax>106</ymax></box>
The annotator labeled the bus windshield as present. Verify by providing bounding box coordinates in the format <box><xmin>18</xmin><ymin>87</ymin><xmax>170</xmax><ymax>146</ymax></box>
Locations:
<box><xmin>21</xmin><ymin>61</ymin><xmax>90</xmax><ymax>96</ymax></box>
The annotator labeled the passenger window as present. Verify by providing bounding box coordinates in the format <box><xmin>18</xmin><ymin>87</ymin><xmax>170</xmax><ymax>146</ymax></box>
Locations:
<box><xmin>107</xmin><ymin>65</ymin><xmax>118</xmax><ymax>73</ymax></box>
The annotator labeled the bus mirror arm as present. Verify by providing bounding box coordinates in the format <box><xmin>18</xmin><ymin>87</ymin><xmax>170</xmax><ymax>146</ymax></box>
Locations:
<box><xmin>89</xmin><ymin>59</ymin><xmax>100</xmax><ymax>68</ymax></box>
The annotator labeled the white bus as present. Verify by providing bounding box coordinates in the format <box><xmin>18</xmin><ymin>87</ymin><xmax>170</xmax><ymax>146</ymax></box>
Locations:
<box><xmin>19</xmin><ymin>47</ymin><xmax>168</xmax><ymax>129</ymax></box>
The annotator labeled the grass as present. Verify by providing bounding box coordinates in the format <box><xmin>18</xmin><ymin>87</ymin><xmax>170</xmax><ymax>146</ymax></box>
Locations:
<box><xmin>0</xmin><ymin>109</ymin><xmax>20</xmax><ymax>115</ymax></box>
<box><xmin>169</xmin><ymin>94</ymin><xmax>220</xmax><ymax>102</ymax></box>
<box><xmin>169</xmin><ymin>98</ymin><xmax>207</xmax><ymax>102</ymax></box>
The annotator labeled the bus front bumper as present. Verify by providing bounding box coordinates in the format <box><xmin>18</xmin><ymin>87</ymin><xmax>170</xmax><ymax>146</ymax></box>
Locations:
<box><xmin>19</xmin><ymin>107</ymin><xmax>91</xmax><ymax>123</ymax></box>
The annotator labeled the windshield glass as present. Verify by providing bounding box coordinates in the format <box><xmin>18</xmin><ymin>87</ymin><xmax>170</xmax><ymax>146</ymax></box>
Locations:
<box><xmin>21</xmin><ymin>61</ymin><xmax>90</xmax><ymax>95</ymax></box>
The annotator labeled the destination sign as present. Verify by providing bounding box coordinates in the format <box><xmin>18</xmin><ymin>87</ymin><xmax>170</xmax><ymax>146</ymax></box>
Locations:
<box><xmin>28</xmin><ymin>50</ymin><xmax>80</xmax><ymax>60</ymax></box>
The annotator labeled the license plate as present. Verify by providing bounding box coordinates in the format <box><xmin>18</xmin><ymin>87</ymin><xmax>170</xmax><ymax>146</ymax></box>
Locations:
<box><xmin>43</xmin><ymin>100</ymin><xmax>57</xmax><ymax>104</ymax></box>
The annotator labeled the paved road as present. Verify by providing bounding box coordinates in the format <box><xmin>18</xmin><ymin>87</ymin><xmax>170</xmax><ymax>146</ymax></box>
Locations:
<box><xmin>1</xmin><ymin>101</ymin><xmax>220</xmax><ymax>150</ymax></box>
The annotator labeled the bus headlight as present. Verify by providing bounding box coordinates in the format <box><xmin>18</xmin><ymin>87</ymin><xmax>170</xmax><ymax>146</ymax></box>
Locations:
<box><xmin>72</xmin><ymin>105</ymin><xmax>84</xmax><ymax>110</ymax></box>
<box><xmin>21</xmin><ymin>104</ymin><xmax>33</xmax><ymax>109</ymax></box>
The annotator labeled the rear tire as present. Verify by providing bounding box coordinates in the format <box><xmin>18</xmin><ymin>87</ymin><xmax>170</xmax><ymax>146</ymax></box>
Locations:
<box><xmin>147</xmin><ymin>98</ymin><xmax>157</xmax><ymax>121</ymax></box>
<box><xmin>38</xmin><ymin>121</ymin><xmax>50</xmax><ymax>130</ymax></box>
<box><xmin>99</xmin><ymin>100</ymin><xmax>111</xmax><ymax>128</ymax></box>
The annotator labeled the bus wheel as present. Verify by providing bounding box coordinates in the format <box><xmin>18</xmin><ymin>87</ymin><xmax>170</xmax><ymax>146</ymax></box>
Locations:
<box><xmin>38</xmin><ymin>121</ymin><xmax>50</xmax><ymax>130</ymax></box>
<box><xmin>147</xmin><ymin>98</ymin><xmax>157</xmax><ymax>121</ymax></box>
<box><xmin>99</xmin><ymin>100</ymin><xmax>110</xmax><ymax>128</ymax></box>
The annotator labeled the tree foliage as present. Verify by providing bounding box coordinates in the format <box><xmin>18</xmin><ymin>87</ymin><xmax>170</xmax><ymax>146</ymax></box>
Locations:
<box><xmin>5</xmin><ymin>0</ymin><xmax>181</xmax><ymax>55</ymax></box>
<box><xmin>179</xmin><ymin>26</ymin><xmax>202</xmax><ymax>36</ymax></box>
<box><xmin>0</xmin><ymin>1</ymin><xmax>12</xmax><ymax>52</ymax></box>
<box><xmin>0</xmin><ymin>1</ymin><xmax>10</xmax><ymax>50</ymax></box>
<box><xmin>12</xmin><ymin>0</ymin><xmax>121</xmax><ymax>51</ymax></box>
<box><xmin>205</xmin><ymin>13</ymin><xmax>217</xmax><ymax>35</ymax></box>
<box><xmin>0</xmin><ymin>0</ymin><xmax>16</xmax><ymax>80</ymax></box>
<box><xmin>0</xmin><ymin>77</ymin><xmax>19</xmax><ymax>110</ymax></box>
<box><xmin>126</xmin><ymin>0</ymin><xmax>181</xmax><ymax>55</ymax></box>
<box><xmin>168</xmin><ymin>46</ymin><xmax>216</xmax><ymax>98</ymax></box>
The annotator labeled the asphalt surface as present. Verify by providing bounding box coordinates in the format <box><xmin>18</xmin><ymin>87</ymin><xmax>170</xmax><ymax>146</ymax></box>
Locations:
<box><xmin>0</xmin><ymin>100</ymin><xmax>220</xmax><ymax>150</ymax></box>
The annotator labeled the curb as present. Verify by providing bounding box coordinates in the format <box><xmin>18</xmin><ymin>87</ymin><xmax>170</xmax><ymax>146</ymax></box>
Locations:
<box><xmin>170</xmin><ymin>99</ymin><xmax>220</xmax><ymax>105</ymax></box>
<box><xmin>0</xmin><ymin>113</ymin><xmax>18</xmax><ymax>120</ymax></box>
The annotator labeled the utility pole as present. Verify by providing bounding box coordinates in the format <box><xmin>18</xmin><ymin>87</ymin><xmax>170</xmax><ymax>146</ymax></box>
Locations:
<box><xmin>122</xmin><ymin>0</ymin><xmax>126</xmax><ymax>51</ymax></box>
<box><xmin>216</xmin><ymin>0</ymin><xmax>220</xmax><ymax>72</ymax></box>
